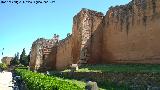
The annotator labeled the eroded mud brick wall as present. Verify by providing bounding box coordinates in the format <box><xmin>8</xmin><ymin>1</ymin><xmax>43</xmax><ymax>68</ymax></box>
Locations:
<box><xmin>30</xmin><ymin>38</ymin><xmax>56</xmax><ymax>71</ymax></box>
<box><xmin>102</xmin><ymin>0</ymin><xmax>160</xmax><ymax>63</ymax></box>
<box><xmin>72</xmin><ymin>9</ymin><xmax>104</xmax><ymax>64</ymax></box>
<box><xmin>30</xmin><ymin>39</ymin><xmax>44</xmax><ymax>70</ymax></box>
<box><xmin>30</xmin><ymin>0</ymin><xmax>160</xmax><ymax>71</ymax></box>
<box><xmin>48</xmin><ymin>46</ymin><xmax>57</xmax><ymax>70</ymax></box>
<box><xmin>71</xmin><ymin>14</ymin><xmax>82</xmax><ymax>64</ymax></box>
<box><xmin>89</xmin><ymin>10</ymin><xmax>104</xmax><ymax>64</ymax></box>
<box><xmin>56</xmin><ymin>35</ymin><xmax>73</xmax><ymax>70</ymax></box>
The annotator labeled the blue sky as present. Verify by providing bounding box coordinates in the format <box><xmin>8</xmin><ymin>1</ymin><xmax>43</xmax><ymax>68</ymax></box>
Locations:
<box><xmin>0</xmin><ymin>0</ymin><xmax>130</xmax><ymax>60</ymax></box>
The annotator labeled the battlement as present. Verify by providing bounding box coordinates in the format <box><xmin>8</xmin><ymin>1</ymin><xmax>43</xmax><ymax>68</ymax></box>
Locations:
<box><xmin>73</xmin><ymin>8</ymin><xmax>104</xmax><ymax>24</ymax></box>
<box><xmin>32</xmin><ymin>38</ymin><xmax>55</xmax><ymax>49</ymax></box>
<box><xmin>80</xmin><ymin>8</ymin><xmax>104</xmax><ymax>17</ymax></box>
<box><xmin>57</xmin><ymin>33</ymin><xmax>72</xmax><ymax>48</ymax></box>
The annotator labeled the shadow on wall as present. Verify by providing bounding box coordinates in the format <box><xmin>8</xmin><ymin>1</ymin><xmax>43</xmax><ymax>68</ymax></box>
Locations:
<box><xmin>71</xmin><ymin>8</ymin><xmax>115</xmax><ymax>65</ymax></box>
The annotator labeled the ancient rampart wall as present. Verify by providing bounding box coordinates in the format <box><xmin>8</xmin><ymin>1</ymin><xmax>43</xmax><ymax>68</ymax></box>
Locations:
<box><xmin>47</xmin><ymin>45</ymin><xmax>57</xmax><ymax>70</ymax></box>
<box><xmin>30</xmin><ymin>39</ymin><xmax>43</xmax><ymax>70</ymax></box>
<box><xmin>30</xmin><ymin>38</ymin><xmax>56</xmax><ymax>71</ymax></box>
<box><xmin>102</xmin><ymin>0</ymin><xmax>160</xmax><ymax>63</ymax></box>
<box><xmin>72</xmin><ymin>9</ymin><xmax>104</xmax><ymax>64</ymax></box>
<box><xmin>56</xmin><ymin>34</ymin><xmax>73</xmax><ymax>70</ymax></box>
<box><xmin>30</xmin><ymin>0</ymin><xmax>160</xmax><ymax>71</ymax></box>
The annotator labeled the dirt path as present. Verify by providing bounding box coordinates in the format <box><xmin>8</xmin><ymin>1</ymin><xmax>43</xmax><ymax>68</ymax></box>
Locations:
<box><xmin>0</xmin><ymin>71</ymin><xmax>13</xmax><ymax>90</ymax></box>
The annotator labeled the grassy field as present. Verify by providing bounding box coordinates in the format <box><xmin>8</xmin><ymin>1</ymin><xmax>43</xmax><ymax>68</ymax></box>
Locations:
<box><xmin>63</xmin><ymin>64</ymin><xmax>160</xmax><ymax>73</ymax></box>
<box><xmin>60</xmin><ymin>64</ymin><xmax>160</xmax><ymax>89</ymax></box>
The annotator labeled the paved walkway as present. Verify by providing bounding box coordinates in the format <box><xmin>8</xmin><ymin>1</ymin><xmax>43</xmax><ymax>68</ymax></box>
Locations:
<box><xmin>0</xmin><ymin>71</ymin><xmax>13</xmax><ymax>90</ymax></box>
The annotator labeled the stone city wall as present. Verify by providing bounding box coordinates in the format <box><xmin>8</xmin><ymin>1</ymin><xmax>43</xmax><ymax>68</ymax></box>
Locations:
<box><xmin>30</xmin><ymin>0</ymin><xmax>160</xmax><ymax>70</ymax></box>
<box><xmin>102</xmin><ymin>0</ymin><xmax>160</xmax><ymax>64</ymax></box>
<box><xmin>56</xmin><ymin>34</ymin><xmax>73</xmax><ymax>70</ymax></box>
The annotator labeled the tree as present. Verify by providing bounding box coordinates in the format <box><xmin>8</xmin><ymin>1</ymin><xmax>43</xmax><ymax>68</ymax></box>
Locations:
<box><xmin>10</xmin><ymin>52</ymin><xmax>20</xmax><ymax>65</ymax></box>
<box><xmin>20</xmin><ymin>48</ymin><xmax>29</xmax><ymax>66</ymax></box>
<box><xmin>27</xmin><ymin>54</ymin><xmax>30</xmax><ymax>65</ymax></box>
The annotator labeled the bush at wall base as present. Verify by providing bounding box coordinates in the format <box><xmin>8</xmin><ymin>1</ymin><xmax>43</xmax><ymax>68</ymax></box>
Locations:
<box><xmin>15</xmin><ymin>69</ymin><xmax>83</xmax><ymax>90</ymax></box>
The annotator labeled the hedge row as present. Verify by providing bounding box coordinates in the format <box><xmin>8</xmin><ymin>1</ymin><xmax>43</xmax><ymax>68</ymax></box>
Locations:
<box><xmin>15</xmin><ymin>69</ymin><xmax>83</xmax><ymax>90</ymax></box>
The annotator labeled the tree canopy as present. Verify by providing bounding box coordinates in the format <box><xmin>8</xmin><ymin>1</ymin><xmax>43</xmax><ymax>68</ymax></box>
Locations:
<box><xmin>10</xmin><ymin>52</ymin><xmax>20</xmax><ymax>65</ymax></box>
<box><xmin>20</xmin><ymin>48</ymin><xmax>29</xmax><ymax>66</ymax></box>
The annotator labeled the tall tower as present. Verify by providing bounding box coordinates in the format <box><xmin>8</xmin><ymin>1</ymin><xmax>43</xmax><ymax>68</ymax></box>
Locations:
<box><xmin>79</xmin><ymin>9</ymin><xmax>92</xmax><ymax>64</ymax></box>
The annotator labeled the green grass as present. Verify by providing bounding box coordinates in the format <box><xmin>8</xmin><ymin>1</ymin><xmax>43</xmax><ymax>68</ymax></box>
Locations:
<box><xmin>63</xmin><ymin>64</ymin><xmax>160</xmax><ymax>73</ymax></box>
<box><xmin>57</xmin><ymin>64</ymin><xmax>160</xmax><ymax>90</ymax></box>
<box><xmin>57</xmin><ymin>78</ymin><xmax>86</xmax><ymax>89</ymax></box>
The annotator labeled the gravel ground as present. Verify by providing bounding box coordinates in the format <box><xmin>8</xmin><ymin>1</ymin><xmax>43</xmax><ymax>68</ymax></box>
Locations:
<box><xmin>0</xmin><ymin>71</ymin><xmax>14</xmax><ymax>90</ymax></box>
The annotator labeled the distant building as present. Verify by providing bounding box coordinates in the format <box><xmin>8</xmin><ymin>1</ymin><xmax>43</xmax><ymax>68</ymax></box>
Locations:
<box><xmin>1</xmin><ymin>57</ymin><xmax>13</xmax><ymax>65</ymax></box>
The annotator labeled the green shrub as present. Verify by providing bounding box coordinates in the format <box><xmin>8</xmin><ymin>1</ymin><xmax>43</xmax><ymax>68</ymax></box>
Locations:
<box><xmin>0</xmin><ymin>63</ymin><xmax>7</xmax><ymax>70</ymax></box>
<box><xmin>15</xmin><ymin>69</ymin><xmax>83</xmax><ymax>90</ymax></box>
<box><xmin>16</xmin><ymin>66</ymin><xmax>28</xmax><ymax>70</ymax></box>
